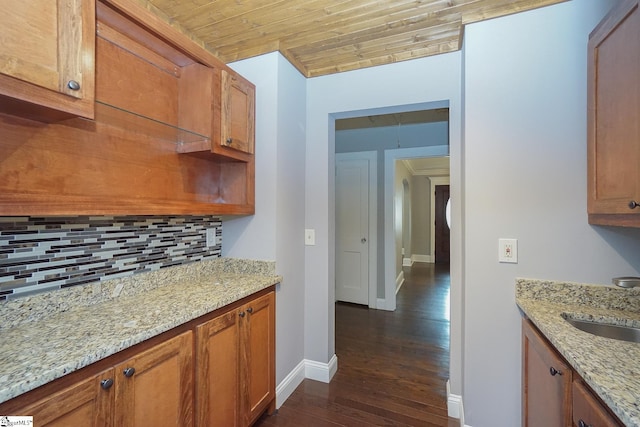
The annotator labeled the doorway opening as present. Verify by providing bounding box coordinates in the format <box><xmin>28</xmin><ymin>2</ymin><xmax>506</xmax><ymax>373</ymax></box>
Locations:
<box><xmin>334</xmin><ymin>107</ymin><xmax>450</xmax><ymax>310</ymax></box>
<box><xmin>333</xmin><ymin>106</ymin><xmax>451</xmax><ymax>419</ymax></box>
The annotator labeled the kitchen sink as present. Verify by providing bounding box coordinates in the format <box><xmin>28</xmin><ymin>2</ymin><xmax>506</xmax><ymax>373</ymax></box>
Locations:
<box><xmin>563</xmin><ymin>315</ymin><xmax>640</xmax><ymax>343</ymax></box>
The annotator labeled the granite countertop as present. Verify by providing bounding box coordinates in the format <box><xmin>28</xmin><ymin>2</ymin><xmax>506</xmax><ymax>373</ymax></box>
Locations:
<box><xmin>0</xmin><ymin>258</ymin><xmax>282</xmax><ymax>404</ymax></box>
<box><xmin>516</xmin><ymin>279</ymin><xmax>640</xmax><ymax>426</ymax></box>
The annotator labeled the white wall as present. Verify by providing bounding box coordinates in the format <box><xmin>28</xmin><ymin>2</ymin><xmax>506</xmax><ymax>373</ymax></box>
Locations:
<box><xmin>462</xmin><ymin>1</ymin><xmax>640</xmax><ymax>425</ymax></box>
<box><xmin>305</xmin><ymin>52</ymin><xmax>464</xmax><ymax>398</ymax></box>
<box><xmin>411</xmin><ymin>175</ymin><xmax>431</xmax><ymax>259</ymax></box>
<box><xmin>396</xmin><ymin>162</ymin><xmax>412</xmax><ymax>271</ymax></box>
<box><xmin>223</xmin><ymin>53</ymin><xmax>307</xmax><ymax>393</ymax></box>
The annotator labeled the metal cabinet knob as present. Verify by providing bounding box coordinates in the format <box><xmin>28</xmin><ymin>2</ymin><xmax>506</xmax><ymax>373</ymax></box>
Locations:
<box><xmin>67</xmin><ymin>80</ymin><xmax>81</xmax><ymax>91</ymax></box>
<box><xmin>100</xmin><ymin>378</ymin><xmax>114</xmax><ymax>390</ymax></box>
<box><xmin>549</xmin><ymin>367</ymin><xmax>562</xmax><ymax>376</ymax></box>
<box><xmin>226</xmin><ymin>138</ymin><xmax>233</xmax><ymax>145</ymax></box>
<box><xmin>361</xmin><ymin>237</ymin><xmax>367</xmax><ymax>244</ymax></box>
<box><xmin>247</xmin><ymin>307</ymin><xmax>253</xmax><ymax>314</ymax></box>
<box><xmin>239</xmin><ymin>311</ymin><xmax>246</xmax><ymax>318</ymax></box>
<box><xmin>578</xmin><ymin>420</ymin><xmax>591</xmax><ymax>427</ymax></box>
<box><xmin>123</xmin><ymin>367</ymin><xmax>136</xmax><ymax>377</ymax></box>
<box><xmin>629</xmin><ymin>200</ymin><xmax>639</xmax><ymax>210</ymax></box>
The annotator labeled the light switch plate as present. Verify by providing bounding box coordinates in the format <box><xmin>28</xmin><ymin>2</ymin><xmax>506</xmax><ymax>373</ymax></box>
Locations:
<box><xmin>499</xmin><ymin>238</ymin><xmax>518</xmax><ymax>263</ymax></box>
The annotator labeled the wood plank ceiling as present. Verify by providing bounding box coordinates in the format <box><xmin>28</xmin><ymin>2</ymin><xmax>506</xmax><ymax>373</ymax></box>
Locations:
<box><xmin>141</xmin><ymin>0</ymin><xmax>567</xmax><ymax>77</ymax></box>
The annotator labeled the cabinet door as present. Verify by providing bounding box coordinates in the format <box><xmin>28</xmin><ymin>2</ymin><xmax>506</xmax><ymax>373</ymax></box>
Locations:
<box><xmin>587</xmin><ymin>0</ymin><xmax>640</xmax><ymax>222</ymax></box>
<box><xmin>220</xmin><ymin>69</ymin><xmax>255</xmax><ymax>155</ymax></box>
<box><xmin>240</xmin><ymin>291</ymin><xmax>276</xmax><ymax>426</ymax></box>
<box><xmin>17</xmin><ymin>369</ymin><xmax>114</xmax><ymax>427</ymax></box>
<box><xmin>522</xmin><ymin>319</ymin><xmax>572</xmax><ymax>427</ymax></box>
<box><xmin>114</xmin><ymin>332</ymin><xmax>193</xmax><ymax>427</ymax></box>
<box><xmin>0</xmin><ymin>0</ymin><xmax>95</xmax><ymax>120</ymax></box>
<box><xmin>573</xmin><ymin>380</ymin><xmax>622</xmax><ymax>427</ymax></box>
<box><xmin>195</xmin><ymin>310</ymin><xmax>240</xmax><ymax>427</ymax></box>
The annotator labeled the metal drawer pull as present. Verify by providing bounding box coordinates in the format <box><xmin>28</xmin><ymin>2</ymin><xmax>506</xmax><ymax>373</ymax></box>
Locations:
<box><xmin>123</xmin><ymin>367</ymin><xmax>136</xmax><ymax>377</ymax></box>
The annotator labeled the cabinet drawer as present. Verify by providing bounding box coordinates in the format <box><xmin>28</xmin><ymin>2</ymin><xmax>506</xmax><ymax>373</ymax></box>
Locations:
<box><xmin>572</xmin><ymin>380</ymin><xmax>622</xmax><ymax>427</ymax></box>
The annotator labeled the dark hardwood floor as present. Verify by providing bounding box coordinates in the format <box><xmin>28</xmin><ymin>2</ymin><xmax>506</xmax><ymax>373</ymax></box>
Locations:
<box><xmin>255</xmin><ymin>262</ymin><xmax>457</xmax><ymax>426</ymax></box>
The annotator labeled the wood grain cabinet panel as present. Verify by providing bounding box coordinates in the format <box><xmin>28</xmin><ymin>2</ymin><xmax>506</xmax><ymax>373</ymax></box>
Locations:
<box><xmin>522</xmin><ymin>318</ymin><xmax>572</xmax><ymax>427</ymax></box>
<box><xmin>114</xmin><ymin>331</ymin><xmax>193</xmax><ymax>427</ymax></box>
<box><xmin>219</xmin><ymin>70</ymin><xmax>255</xmax><ymax>156</ymax></box>
<box><xmin>12</xmin><ymin>369</ymin><xmax>114</xmax><ymax>427</ymax></box>
<box><xmin>195</xmin><ymin>291</ymin><xmax>275</xmax><ymax>427</ymax></box>
<box><xmin>0</xmin><ymin>0</ymin><xmax>255</xmax><ymax>216</ymax></box>
<box><xmin>0</xmin><ymin>0</ymin><xmax>95</xmax><ymax>121</ymax></box>
<box><xmin>522</xmin><ymin>319</ymin><xmax>624</xmax><ymax>427</ymax></box>
<box><xmin>241</xmin><ymin>291</ymin><xmax>276</xmax><ymax>426</ymax></box>
<box><xmin>573</xmin><ymin>379</ymin><xmax>622</xmax><ymax>427</ymax></box>
<box><xmin>196</xmin><ymin>310</ymin><xmax>240</xmax><ymax>427</ymax></box>
<box><xmin>588</xmin><ymin>0</ymin><xmax>640</xmax><ymax>226</ymax></box>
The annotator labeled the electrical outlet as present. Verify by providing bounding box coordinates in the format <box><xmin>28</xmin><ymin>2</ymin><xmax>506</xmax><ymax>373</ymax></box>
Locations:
<box><xmin>498</xmin><ymin>238</ymin><xmax>518</xmax><ymax>263</ymax></box>
<box><xmin>206</xmin><ymin>228</ymin><xmax>216</xmax><ymax>247</ymax></box>
<box><xmin>305</xmin><ymin>229</ymin><xmax>316</xmax><ymax>246</ymax></box>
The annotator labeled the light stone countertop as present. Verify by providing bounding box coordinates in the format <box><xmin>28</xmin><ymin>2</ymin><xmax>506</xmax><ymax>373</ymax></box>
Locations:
<box><xmin>0</xmin><ymin>258</ymin><xmax>281</xmax><ymax>404</ymax></box>
<box><xmin>516</xmin><ymin>279</ymin><xmax>640</xmax><ymax>427</ymax></box>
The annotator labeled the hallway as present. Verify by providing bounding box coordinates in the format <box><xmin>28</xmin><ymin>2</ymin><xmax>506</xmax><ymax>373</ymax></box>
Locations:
<box><xmin>256</xmin><ymin>262</ymin><xmax>455</xmax><ymax>426</ymax></box>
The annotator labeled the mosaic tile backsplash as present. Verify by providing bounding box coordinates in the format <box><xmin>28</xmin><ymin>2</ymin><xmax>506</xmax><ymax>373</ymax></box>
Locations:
<box><xmin>0</xmin><ymin>216</ymin><xmax>222</xmax><ymax>300</ymax></box>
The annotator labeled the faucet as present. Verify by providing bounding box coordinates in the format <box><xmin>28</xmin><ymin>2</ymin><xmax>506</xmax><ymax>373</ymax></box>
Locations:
<box><xmin>612</xmin><ymin>277</ymin><xmax>640</xmax><ymax>288</ymax></box>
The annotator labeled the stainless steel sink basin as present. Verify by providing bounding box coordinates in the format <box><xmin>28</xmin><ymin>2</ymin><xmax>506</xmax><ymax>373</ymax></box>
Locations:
<box><xmin>563</xmin><ymin>316</ymin><xmax>640</xmax><ymax>343</ymax></box>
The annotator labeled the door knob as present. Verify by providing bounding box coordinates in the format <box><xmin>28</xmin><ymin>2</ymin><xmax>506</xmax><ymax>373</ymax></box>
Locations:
<box><xmin>361</xmin><ymin>237</ymin><xmax>367</xmax><ymax>244</ymax></box>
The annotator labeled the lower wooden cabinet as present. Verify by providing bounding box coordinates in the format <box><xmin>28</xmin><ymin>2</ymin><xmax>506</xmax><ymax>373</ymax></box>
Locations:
<box><xmin>0</xmin><ymin>288</ymin><xmax>275</xmax><ymax>427</ymax></box>
<box><xmin>196</xmin><ymin>291</ymin><xmax>275</xmax><ymax>427</ymax></box>
<box><xmin>573</xmin><ymin>379</ymin><xmax>621</xmax><ymax>427</ymax></box>
<box><xmin>522</xmin><ymin>319</ymin><xmax>623</xmax><ymax>427</ymax></box>
<box><xmin>15</xmin><ymin>369</ymin><xmax>114</xmax><ymax>427</ymax></box>
<box><xmin>522</xmin><ymin>318</ymin><xmax>572</xmax><ymax>427</ymax></box>
<box><xmin>113</xmin><ymin>331</ymin><xmax>193</xmax><ymax>427</ymax></box>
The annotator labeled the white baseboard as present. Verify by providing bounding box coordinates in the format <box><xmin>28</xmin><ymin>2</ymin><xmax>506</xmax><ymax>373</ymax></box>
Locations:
<box><xmin>446</xmin><ymin>379</ymin><xmax>468</xmax><ymax>427</ymax></box>
<box><xmin>396</xmin><ymin>270</ymin><xmax>404</xmax><ymax>293</ymax></box>
<box><xmin>275</xmin><ymin>360</ymin><xmax>306</xmax><ymax>408</ymax></box>
<box><xmin>304</xmin><ymin>354</ymin><xmax>338</xmax><ymax>383</ymax></box>
<box><xmin>376</xmin><ymin>298</ymin><xmax>386</xmax><ymax>309</ymax></box>
<box><xmin>276</xmin><ymin>356</ymin><xmax>339</xmax><ymax>408</ymax></box>
<box><xmin>402</xmin><ymin>257</ymin><xmax>413</xmax><ymax>266</ymax></box>
<box><xmin>412</xmin><ymin>254</ymin><xmax>433</xmax><ymax>263</ymax></box>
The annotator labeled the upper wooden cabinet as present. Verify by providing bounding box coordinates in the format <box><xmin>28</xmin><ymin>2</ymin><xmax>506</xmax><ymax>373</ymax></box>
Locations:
<box><xmin>176</xmin><ymin>67</ymin><xmax>255</xmax><ymax>162</ymax></box>
<box><xmin>0</xmin><ymin>0</ymin><xmax>256</xmax><ymax>216</ymax></box>
<box><xmin>587</xmin><ymin>0</ymin><xmax>640</xmax><ymax>227</ymax></box>
<box><xmin>220</xmin><ymin>70</ymin><xmax>255</xmax><ymax>156</ymax></box>
<box><xmin>0</xmin><ymin>0</ymin><xmax>96</xmax><ymax>121</ymax></box>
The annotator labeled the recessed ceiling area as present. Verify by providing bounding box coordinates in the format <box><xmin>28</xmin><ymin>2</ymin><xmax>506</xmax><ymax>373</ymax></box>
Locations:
<box><xmin>403</xmin><ymin>157</ymin><xmax>450</xmax><ymax>177</ymax></box>
<box><xmin>336</xmin><ymin>108</ymin><xmax>449</xmax><ymax>131</ymax></box>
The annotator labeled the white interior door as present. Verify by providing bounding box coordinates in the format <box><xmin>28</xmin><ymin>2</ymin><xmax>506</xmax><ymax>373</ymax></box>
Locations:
<box><xmin>336</xmin><ymin>155</ymin><xmax>370</xmax><ymax>305</ymax></box>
